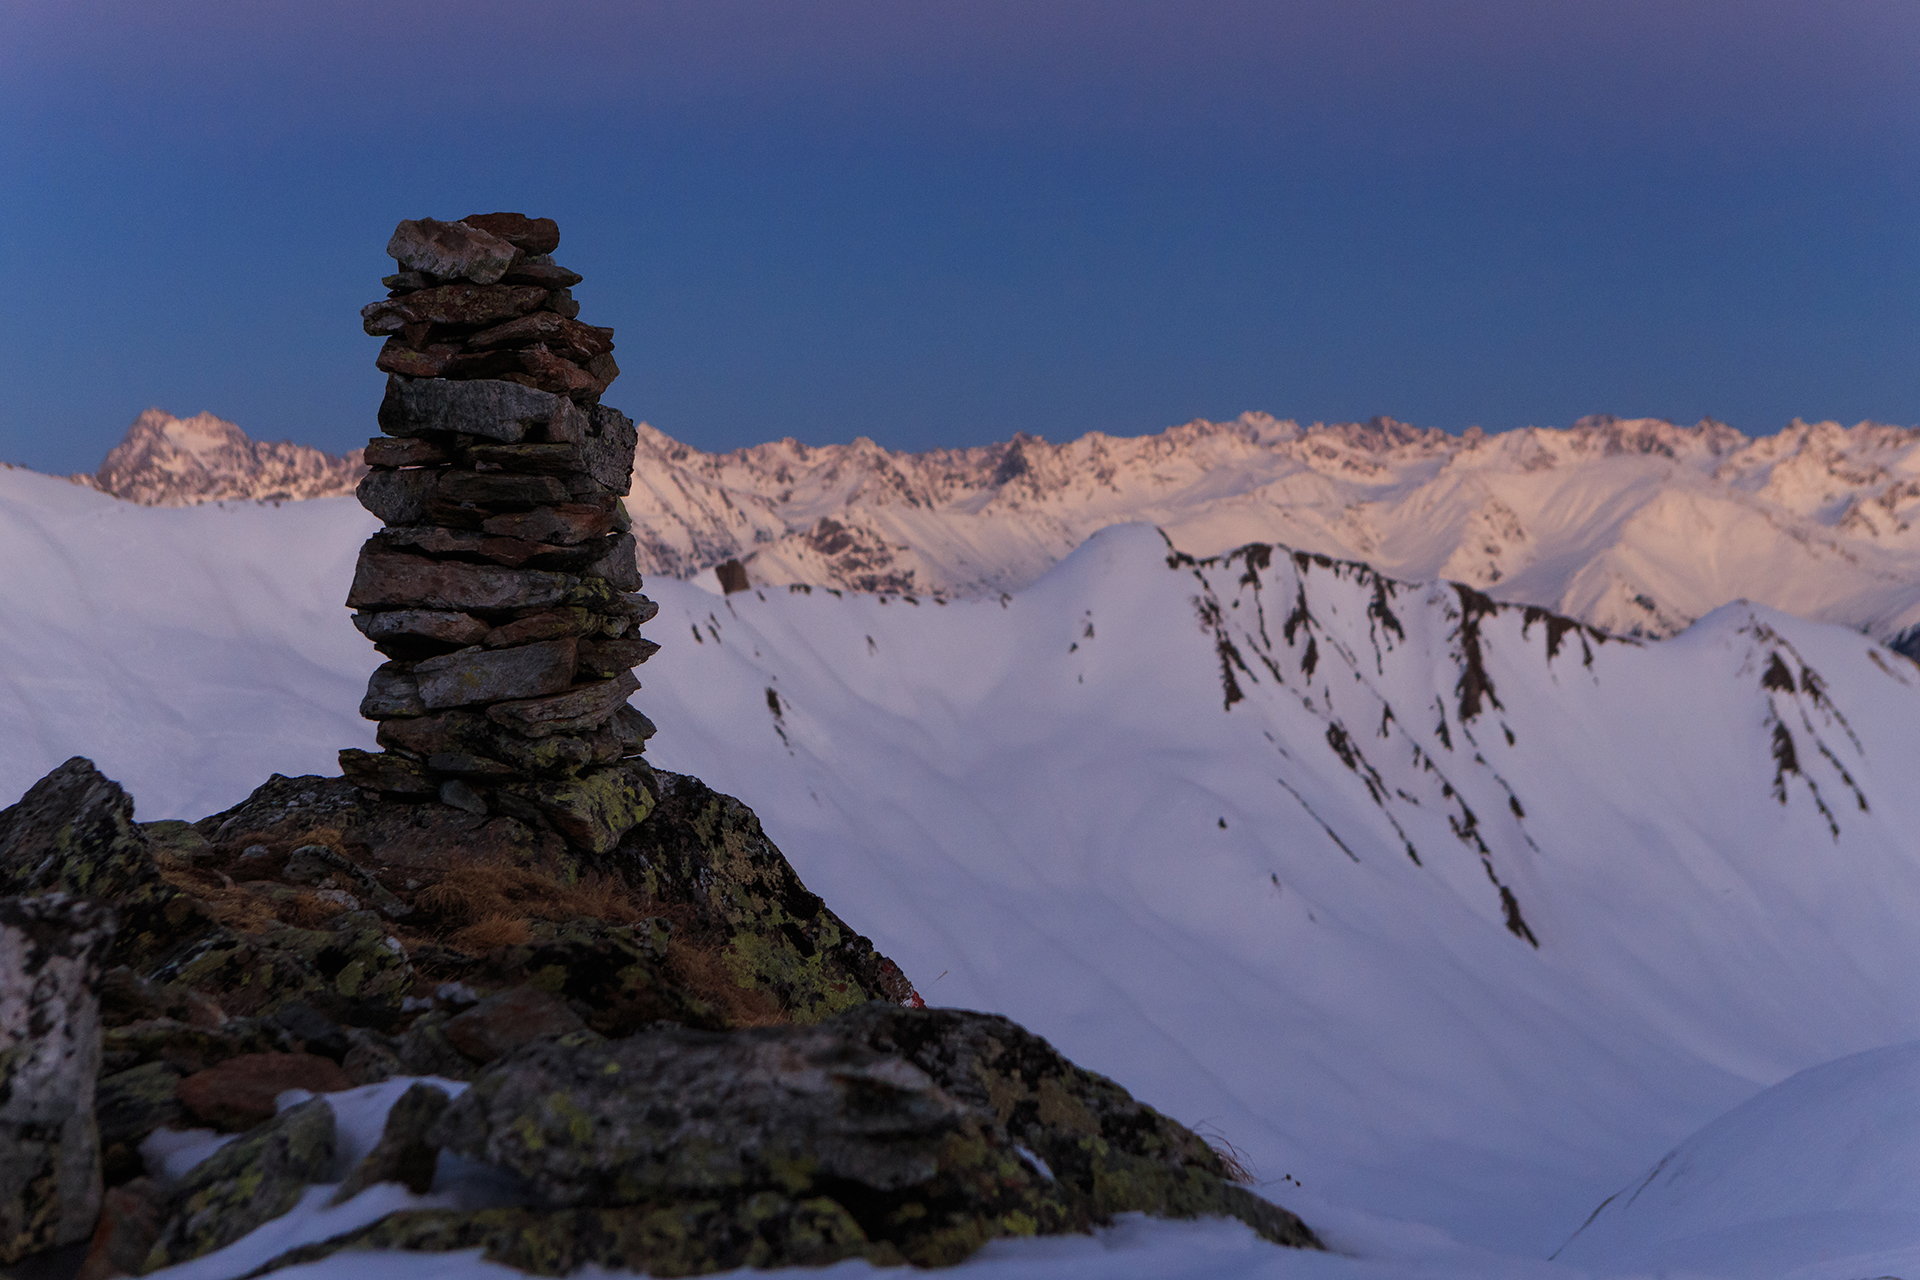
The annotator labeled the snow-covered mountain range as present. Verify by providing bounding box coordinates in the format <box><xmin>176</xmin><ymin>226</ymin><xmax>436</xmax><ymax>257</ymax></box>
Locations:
<box><xmin>6</xmin><ymin>464</ymin><xmax>1920</xmax><ymax>1276</ymax></box>
<box><xmin>50</xmin><ymin>407</ymin><xmax>1920</xmax><ymax>654</ymax></box>
<box><xmin>72</xmin><ymin>408</ymin><xmax>365</xmax><ymax>505</ymax></box>
<box><xmin>629</xmin><ymin>412</ymin><xmax>1920</xmax><ymax>651</ymax></box>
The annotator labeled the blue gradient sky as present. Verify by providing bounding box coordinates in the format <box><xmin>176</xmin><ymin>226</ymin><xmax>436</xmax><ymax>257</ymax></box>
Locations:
<box><xmin>2</xmin><ymin>2</ymin><xmax>1915</xmax><ymax>473</ymax></box>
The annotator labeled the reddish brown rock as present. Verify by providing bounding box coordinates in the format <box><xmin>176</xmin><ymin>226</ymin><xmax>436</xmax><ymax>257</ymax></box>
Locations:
<box><xmin>338</xmin><ymin>748</ymin><xmax>438</xmax><ymax>798</ymax></box>
<box><xmin>443</xmin><ymin>987</ymin><xmax>584</xmax><ymax>1063</ymax></box>
<box><xmin>363</xmin><ymin>437</ymin><xmax>452</xmax><ymax>469</ymax></box>
<box><xmin>175</xmin><ymin>1052</ymin><xmax>351</xmax><ymax>1132</ymax></box>
<box><xmin>382</xmin><ymin>270</ymin><xmax>432</xmax><ymax>293</ymax></box>
<box><xmin>503</xmin><ymin>346</ymin><xmax>600</xmax><ymax>400</ymax></box>
<box><xmin>467</xmin><ymin>313</ymin><xmax>614</xmax><ymax>363</ymax></box>
<box><xmin>487</xmin><ymin>671</ymin><xmax>640</xmax><ymax>738</ymax></box>
<box><xmin>347</xmin><ymin>553</ymin><xmax>576</xmax><ymax>613</ymax></box>
<box><xmin>440</xmin><ymin>349</ymin><xmax>524</xmax><ymax>381</ymax></box>
<box><xmin>75</xmin><ymin>1178</ymin><xmax>163</xmax><ymax>1280</ymax></box>
<box><xmin>375</xmin><ymin>339</ymin><xmax>460</xmax><ymax>379</ymax></box>
<box><xmin>500</xmin><ymin>260</ymin><xmax>584</xmax><ymax>288</ymax></box>
<box><xmin>414</xmin><ymin>638</ymin><xmax>579</xmax><ymax>710</ymax></box>
<box><xmin>431</xmin><ymin>471</ymin><xmax>571</xmax><ymax>512</ymax></box>
<box><xmin>541</xmin><ymin>288</ymin><xmax>581</xmax><ymax>319</ymax></box>
<box><xmin>459</xmin><ymin>212</ymin><xmax>560</xmax><ymax>255</ymax></box>
<box><xmin>362</xmin><ymin>283</ymin><xmax>550</xmax><ymax>336</ymax></box>
<box><xmin>387</xmin><ymin>217</ymin><xmax>519</xmax><ymax>284</ymax></box>
<box><xmin>464</xmin><ymin>441</ymin><xmax>587</xmax><ymax>476</ymax></box>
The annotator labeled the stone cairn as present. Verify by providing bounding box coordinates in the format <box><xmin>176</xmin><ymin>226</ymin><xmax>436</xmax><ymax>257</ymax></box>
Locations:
<box><xmin>339</xmin><ymin>213</ymin><xmax>659</xmax><ymax>855</ymax></box>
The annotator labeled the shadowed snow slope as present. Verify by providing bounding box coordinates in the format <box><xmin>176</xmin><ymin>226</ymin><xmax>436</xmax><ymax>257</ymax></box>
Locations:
<box><xmin>1554</xmin><ymin>1040</ymin><xmax>1920</xmax><ymax>1275</ymax></box>
<box><xmin>8</xmin><ymin>465</ymin><xmax>1920</xmax><ymax>1275</ymax></box>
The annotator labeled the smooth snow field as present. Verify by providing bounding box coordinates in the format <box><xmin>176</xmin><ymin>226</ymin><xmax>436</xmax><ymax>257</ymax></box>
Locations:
<box><xmin>9</xmin><ymin>465</ymin><xmax>1920</xmax><ymax>1278</ymax></box>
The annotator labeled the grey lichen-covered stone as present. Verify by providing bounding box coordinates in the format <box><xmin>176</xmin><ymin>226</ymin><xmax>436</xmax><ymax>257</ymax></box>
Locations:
<box><xmin>360</xmin><ymin>662</ymin><xmax>425</xmax><ymax>719</ymax></box>
<box><xmin>582</xmin><ymin>532</ymin><xmax>643</xmax><ymax>592</ymax></box>
<box><xmin>414</xmin><ymin>638</ymin><xmax>578</xmax><ymax>710</ymax></box>
<box><xmin>144</xmin><ymin>1097</ymin><xmax>337</xmax><ymax>1270</ymax></box>
<box><xmin>355</xmin><ymin>468</ymin><xmax>437</xmax><ymax>527</ymax></box>
<box><xmin>486</xmin><ymin>671</ymin><xmax>639</xmax><ymax>738</ymax></box>
<box><xmin>95</xmin><ymin>1060</ymin><xmax>186</xmax><ymax>1183</ymax></box>
<box><xmin>353</xmin><ymin>609</ymin><xmax>490</xmax><ymax>649</ymax></box>
<box><xmin>0</xmin><ymin>893</ymin><xmax>117</xmax><ymax>1264</ymax></box>
<box><xmin>376</xmin><ymin>375</ymin><xmax>569</xmax><ymax>444</ymax></box>
<box><xmin>580</xmin><ymin>404</ymin><xmax>639</xmax><ymax>495</ymax></box>
<box><xmin>430</xmin><ymin>1022</ymin><xmax>982</xmax><ymax>1208</ymax></box>
<box><xmin>254</xmin><ymin>1004</ymin><xmax>1317</xmax><ymax>1278</ymax></box>
<box><xmin>0</xmin><ymin>759</ymin><xmax>204</xmax><ymax>974</ymax></box>
<box><xmin>501</xmin><ymin>765</ymin><xmax>653</xmax><ymax>855</ymax></box>
<box><xmin>330</xmin><ymin>1082</ymin><xmax>451</xmax><ymax>1204</ymax></box>
<box><xmin>346</xmin><ymin>552</ymin><xmax>578</xmax><ymax>614</ymax></box>
<box><xmin>255</xmin><ymin>1196</ymin><xmax>883</xmax><ymax>1278</ymax></box>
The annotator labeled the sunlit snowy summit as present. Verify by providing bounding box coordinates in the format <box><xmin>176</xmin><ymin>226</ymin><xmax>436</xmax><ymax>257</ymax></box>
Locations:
<box><xmin>626</xmin><ymin>411</ymin><xmax>1920</xmax><ymax>651</ymax></box>
<box><xmin>70</xmin><ymin>408</ymin><xmax>366</xmax><ymax>506</ymax></box>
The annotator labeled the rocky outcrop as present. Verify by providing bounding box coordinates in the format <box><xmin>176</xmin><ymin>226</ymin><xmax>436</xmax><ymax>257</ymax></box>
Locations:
<box><xmin>0</xmin><ymin>893</ymin><xmax>117</xmax><ymax>1264</ymax></box>
<box><xmin>342</xmin><ymin>213</ymin><xmax>658</xmax><ymax>855</ymax></box>
<box><xmin>0</xmin><ymin>747</ymin><xmax>1319</xmax><ymax>1275</ymax></box>
<box><xmin>253</xmin><ymin>1004</ymin><xmax>1317</xmax><ymax>1276</ymax></box>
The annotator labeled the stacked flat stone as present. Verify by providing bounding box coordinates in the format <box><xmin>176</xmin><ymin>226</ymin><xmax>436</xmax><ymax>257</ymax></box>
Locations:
<box><xmin>339</xmin><ymin>213</ymin><xmax>659</xmax><ymax>854</ymax></box>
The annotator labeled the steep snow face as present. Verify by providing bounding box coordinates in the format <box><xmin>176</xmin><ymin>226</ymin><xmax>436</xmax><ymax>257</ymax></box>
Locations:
<box><xmin>79</xmin><ymin>408</ymin><xmax>366</xmax><ymax>505</ymax></box>
<box><xmin>0</xmin><ymin>466</ymin><xmax>377</xmax><ymax>819</ymax></box>
<box><xmin>646</xmin><ymin>527</ymin><xmax>1920</xmax><ymax>1255</ymax></box>
<box><xmin>9</xmin><ymin>473</ymin><xmax>1920</xmax><ymax>1273</ymax></box>
<box><xmin>623</xmin><ymin>412</ymin><xmax>1920</xmax><ymax>646</ymax></box>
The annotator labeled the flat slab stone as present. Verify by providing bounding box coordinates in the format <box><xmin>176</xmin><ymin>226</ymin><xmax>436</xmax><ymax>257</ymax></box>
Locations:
<box><xmin>387</xmin><ymin>218</ymin><xmax>520</xmax><ymax>285</ymax></box>
<box><xmin>357</xmin><ymin>468</ymin><xmax>438</xmax><ymax>525</ymax></box>
<box><xmin>460</xmin><ymin>212</ymin><xmax>561</xmax><ymax>255</ymax></box>
<box><xmin>481</xmin><ymin>503</ymin><xmax>615</xmax><ymax>546</ymax></box>
<box><xmin>487</xmin><ymin>671</ymin><xmax>640</xmax><ymax>738</ymax></box>
<box><xmin>354</xmin><ymin>609</ymin><xmax>491</xmax><ymax>648</ymax></box>
<box><xmin>415</xmin><ymin>638</ymin><xmax>579</xmax><ymax>710</ymax></box>
<box><xmin>348</xmin><ymin>553</ymin><xmax>576</xmax><ymax>613</ymax></box>
<box><xmin>362</xmin><ymin>283</ymin><xmax>550</xmax><ymax>336</ymax></box>
<box><xmin>377</xmin><ymin>375</ymin><xmax>570</xmax><ymax>444</ymax></box>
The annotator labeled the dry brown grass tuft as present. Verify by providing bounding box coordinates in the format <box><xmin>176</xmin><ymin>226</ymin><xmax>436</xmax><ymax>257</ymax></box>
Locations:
<box><xmin>279</xmin><ymin>890</ymin><xmax>345</xmax><ymax>929</ymax></box>
<box><xmin>1190</xmin><ymin>1123</ymin><xmax>1256</xmax><ymax>1184</ymax></box>
<box><xmin>666</xmin><ymin>938</ymin><xmax>788</xmax><ymax>1028</ymax></box>
<box><xmin>450</xmin><ymin>915</ymin><xmax>536</xmax><ymax>952</ymax></box>
<box><xmin>419</xmin><ymin>861</ymin><xmax>646</xmax><ymax>932</ymax></box>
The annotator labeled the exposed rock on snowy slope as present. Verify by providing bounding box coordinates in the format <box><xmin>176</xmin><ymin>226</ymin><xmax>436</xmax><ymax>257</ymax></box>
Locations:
<box><xmin>75</xmin><ymin>409</ymin><xmax>365</xmax><ymax>505</ymax></box>
<box><xmin>625</xmin><ymin>413</ymin><xmax>1920</xmax><ymax>649</ymax></box>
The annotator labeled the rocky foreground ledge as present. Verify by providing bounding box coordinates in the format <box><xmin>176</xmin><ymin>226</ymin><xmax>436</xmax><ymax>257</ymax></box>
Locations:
<box><xmin>0</xmin><ymin>759</ymin><xmax>1318</xmax><ymax>1277</ymax></box>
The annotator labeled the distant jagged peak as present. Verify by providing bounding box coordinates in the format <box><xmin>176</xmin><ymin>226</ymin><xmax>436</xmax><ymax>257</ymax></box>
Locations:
<box><xmin>91</xmin><ymin>408</ymin><xmax>365</xmax><ymax>507</ymax></box>
<box><xmin>1563</xmin><ymin>413</ymin><xmax>1749</xmax><ymax>458</ymax></box>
